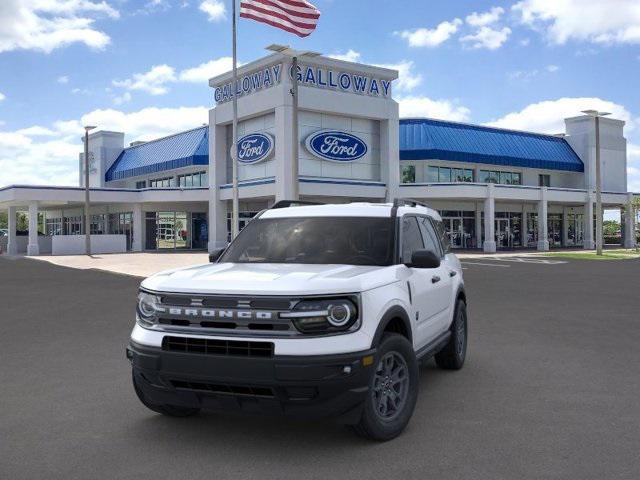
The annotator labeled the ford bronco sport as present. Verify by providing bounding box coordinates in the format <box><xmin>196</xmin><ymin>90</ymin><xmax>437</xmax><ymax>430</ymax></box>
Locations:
<box><xmin>127</xmin><ymin>199</ymin><xmax>468</xmax><ymax>440</ymax></box>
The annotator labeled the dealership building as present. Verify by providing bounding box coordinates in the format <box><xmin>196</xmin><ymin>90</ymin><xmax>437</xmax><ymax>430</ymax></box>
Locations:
<box><xmin>0</xmin><ymin>52</ymin><xmax>637</xmax><ymax>256</ymax></box>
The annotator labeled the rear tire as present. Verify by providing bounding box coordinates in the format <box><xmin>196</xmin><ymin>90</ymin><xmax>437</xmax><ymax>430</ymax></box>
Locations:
<box><xmin>352</xmin><ymin>333</ymin><xmax>418</xmax><ymax>441</ymax></box>
<box><xmin>434</xmin><ymin>299</ymin><xmax>467</xmax><ymax>370</ymax></box>
<box><xmin>132</xmin><ymin>371</ymin><xmax>200</xmax><ymax>417</ymax></box>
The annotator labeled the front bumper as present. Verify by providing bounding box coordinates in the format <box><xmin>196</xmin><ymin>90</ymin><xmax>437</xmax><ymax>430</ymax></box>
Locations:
<box><xmin>127</xmin><ymin>341</ymin><xmax>376</xmax><ymax>423</ymax></box>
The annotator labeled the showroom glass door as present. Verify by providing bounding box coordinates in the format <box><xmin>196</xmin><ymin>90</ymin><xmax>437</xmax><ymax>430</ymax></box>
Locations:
<box><xmin>157</xmin><ymin>212</ymin><xmax>176</xmax><ymax>249</ymax></box>
<box><xmin>191</xmin><ymin>213</ymin><xmax>208</xmax><ymax>250</ymax></box>
<box><xmin>548</xmin><ymin>214</ymin><xmax>563</xmax><ymax>247</ymax></box>
<box><xmin>495</xmin><ymin>218</ymin><xmax>512</xmax><ymax>249</ymax></box>
<box><xmin>567</xmin><ymin>214</ymin><xmax>584</xmax><ymax>246</ymax></box>
<box><xmin>174</xmin><ymin>212</ymin><xmax>189</xmax><ymax>249</ymax></box>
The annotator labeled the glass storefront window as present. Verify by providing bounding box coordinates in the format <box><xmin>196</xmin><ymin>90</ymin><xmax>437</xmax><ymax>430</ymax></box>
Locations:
<box><xmin>401</xmin><ymin>165</ymin><xmax>415</xmax><ymax>184</ymax></box>
<box><xmin>439</xmin><ymin>210</ymin><xmax>476</xmax><ymax>249</ymax></box>
<box><xmin>427</xmin><ymin>166</ymin><xmax>439</xmax><ymax>183</ymax></box>
<box><xmin>144</xmin><ymin>211</ymin><xmax>207</xmax><ymax>250</ymax></box>
<box><xmin>480</xmin><ymin>170</ymin><xmax>521</xmax><ymax>185</ymax></box>
<box><xmin>548</xmin><ymin>214</ymin><xmax>563</xmax><ymax>247</ymax></box>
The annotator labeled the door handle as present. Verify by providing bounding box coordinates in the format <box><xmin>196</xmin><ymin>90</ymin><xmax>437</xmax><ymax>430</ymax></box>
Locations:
<box><xmin>431</xmin><ymin>275</ymin><xmax>441</xmax><ymax>284</ymax></box>
<box><xmin>449</xmin><ymin>270</ymin><xmax>457</xmax><ymax>277</ymax></box>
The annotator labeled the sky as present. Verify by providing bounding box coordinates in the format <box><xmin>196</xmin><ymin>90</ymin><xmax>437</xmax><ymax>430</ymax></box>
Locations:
<box><xmin>1</xmin><ymin>0</ymin><xmax>639</xmax><ymax>196</ymax></box>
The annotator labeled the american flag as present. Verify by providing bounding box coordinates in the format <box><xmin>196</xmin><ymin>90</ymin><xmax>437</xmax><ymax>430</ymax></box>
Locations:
<box><xmin>240</xmin><ymin>0</ymin><xmax>321</xmax><ymax>38</ymax></box>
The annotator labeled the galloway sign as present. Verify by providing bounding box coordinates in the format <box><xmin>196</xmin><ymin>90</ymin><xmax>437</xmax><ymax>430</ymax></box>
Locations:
<box><xmin>305</xmin><ymin>131</ymin><xmax>368</xmax><ymax>163</ymax></box>
<box><xmin>214</xmin><ymin>64</ymin><xmax>282</xmax><ymax>104</ymax></box>
<box><xmin>292</xmin><ymin>64</ymin><xmax>392</xmax><ymax>99</ymax></box>
<box><xmin>234</xmin><ymin>133</ymin><xmax>275</xmax><ymax>164</ymax></box>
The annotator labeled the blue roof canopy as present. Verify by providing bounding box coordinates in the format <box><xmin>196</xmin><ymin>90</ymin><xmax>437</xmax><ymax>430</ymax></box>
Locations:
<box><xmin>105</xmin><ymin>126</ymin><xmax>209</xmax><ymax>182</ymax></box>
<box><xmin>399</xmin><ymin>118</ymin><xmax>584</xmax><ymax>172</ymax></box>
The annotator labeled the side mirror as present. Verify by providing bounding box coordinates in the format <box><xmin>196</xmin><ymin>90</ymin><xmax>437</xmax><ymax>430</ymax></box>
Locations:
<box><xmin>209</xmin><ymin>248</ymin><xmax>225</xmax><ymax>263</ymax></box>
<box><xmin>407</xmin><ymin>249</ymin><xmax>441</xmax><ymax>269</ymax></box>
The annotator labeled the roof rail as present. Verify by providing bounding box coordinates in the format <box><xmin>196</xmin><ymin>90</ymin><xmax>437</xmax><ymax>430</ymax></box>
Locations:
<box><xmin>391</xmin><ymin>198</ymin><xmax>430</xmax><ymax>217</ymax></box>
<box><xmin>270</xmin><ymin>200</ymin><xmax>324</xmax><ymax>209</ymax></box>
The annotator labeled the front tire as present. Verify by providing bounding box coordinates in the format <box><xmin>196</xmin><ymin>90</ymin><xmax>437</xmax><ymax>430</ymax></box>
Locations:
<box><xmin>434</xmin><ymin>299</ymin><xmax>467</xmax><ymax>370</ymax></box>
<box><xmin>132</xmin><ymin>371</ymin><xmax>201</xmax><ymax>417</ymax></box>
<box><xmin>352</xmin><ymin>333</ymin><xmax>419</xmax><ymax>441</ymax></box>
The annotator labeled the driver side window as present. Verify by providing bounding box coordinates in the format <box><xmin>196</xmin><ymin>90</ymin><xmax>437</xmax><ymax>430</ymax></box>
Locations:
<box><xmin>401</xmin><ymin>216</ymin><xmax>425</xmax><ymax>264</ymax></box>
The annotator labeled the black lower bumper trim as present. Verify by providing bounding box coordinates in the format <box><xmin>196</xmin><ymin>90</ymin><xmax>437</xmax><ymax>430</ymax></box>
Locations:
<box><xmin>128</xmin><ymin>341</ymin><xmax>376</xmax><ymax>423</ymax></box>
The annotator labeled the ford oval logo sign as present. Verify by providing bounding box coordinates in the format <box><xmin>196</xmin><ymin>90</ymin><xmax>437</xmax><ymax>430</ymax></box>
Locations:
<box><xmin>305</xmin><ymin>131</ymin><xmax>368</xmax><ymax>163</ymax></box>
<box><xmin>234</xmin><ymin>133</ymin><xmax>274</xmax><ymax>164</ymax></box>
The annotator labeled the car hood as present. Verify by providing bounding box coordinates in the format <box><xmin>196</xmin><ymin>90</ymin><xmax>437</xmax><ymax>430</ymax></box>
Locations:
<box><xmin>141</xmin><ymin>262</ymin><xmax>399</xmax><ymax>295</ymax></box>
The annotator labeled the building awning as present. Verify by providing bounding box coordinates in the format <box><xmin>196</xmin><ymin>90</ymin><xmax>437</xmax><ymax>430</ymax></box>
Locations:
<box><xmin>105</xmin><ymin>126</ymin><xmax>209</xmax><ymax>181</ymax></box>
<box><xmin>399</xmin><ymin>118</ymin><xmax>584</xmax><ymax>172</ymax></box>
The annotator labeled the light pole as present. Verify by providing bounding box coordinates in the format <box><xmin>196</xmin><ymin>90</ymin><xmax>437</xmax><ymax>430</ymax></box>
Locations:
<box><xmin>83</xmin><ymin>125</ymin><xmax>96</xmax><ymax>255</ymax></box>
<box><xmin>266</xmin><ymin>44</ymin><xmax>320</xmax><ymax>201</ymax></box>
<box><xmin>581</xmin><ymin>110</ymin><xmax>610</xmax><ymax>256</ymax></box>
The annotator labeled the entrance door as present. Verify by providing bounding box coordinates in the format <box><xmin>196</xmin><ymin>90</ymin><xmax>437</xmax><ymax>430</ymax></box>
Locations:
<box><xmin>495</xmin><ymin>218</ymin><xmax>512</xmax><ymax>249</ymax></box>
<box><xmin>443</xmin><ymin>218</ymin><xmax>464</xmax><ymax>249</ymax></box>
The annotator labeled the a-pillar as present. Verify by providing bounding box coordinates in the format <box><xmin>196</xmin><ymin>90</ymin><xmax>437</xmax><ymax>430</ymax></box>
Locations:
<box><xmin>624</xmin><ymin>193</ymin><xmax>637</xmax><ymax>248</ymax></box>
<box><xmin>537</xmin><ymin>187</ymin><xmax>550</xmax><ymax>251</ymax></box>
<box><xmin>132</xmin><ymin>204</ymin><xmax>143</xmax><ymax>252</ymax></box>
<box><xmin>483</xmin><ymin>184</ymin><xmax>496</xmax><ymax>253</ymax></box>
<box><xmin>583</xmin><ymin>195</ymin><xmax>595</xmax><ymax>249</ymax></box>
<box><xmin>7</xmin><ymin>206</ymin><xmax>18</xmax><ymax>255</ymax></box>
<box><xmin>27</xmin><ymin>203</ymin><xmax>40</xmax><ymax>256</ymax></box>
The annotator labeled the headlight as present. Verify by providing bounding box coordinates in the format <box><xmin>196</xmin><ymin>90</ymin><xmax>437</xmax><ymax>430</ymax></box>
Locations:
<box><xmin>136</xmin><ymin>290</ymin><xmax>160</xmax><ymax>327</ymax></box>
<box><xmin>282</xmin><ymin>297</ymin><xmax>359</xmax><ymax>334</ymax></box>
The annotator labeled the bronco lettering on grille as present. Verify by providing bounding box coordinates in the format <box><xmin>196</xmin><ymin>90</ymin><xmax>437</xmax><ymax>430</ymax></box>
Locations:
<box><xmin>156</xmin><ymin>307</ymin><xmax>274</xmax><ymax>321</ymax></box>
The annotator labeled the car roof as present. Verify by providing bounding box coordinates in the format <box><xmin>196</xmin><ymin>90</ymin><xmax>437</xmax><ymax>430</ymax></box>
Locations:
<box><xmin>260</xmin><ymin>202</ymin><xmax>442</xmax><ymax>220</ymax></box>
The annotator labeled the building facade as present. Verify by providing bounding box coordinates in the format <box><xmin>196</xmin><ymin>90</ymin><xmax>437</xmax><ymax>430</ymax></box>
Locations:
<box><xmin>0</xmin><ymin>52</ymin><xmax>637</xmax><ymax>256</ymax></box>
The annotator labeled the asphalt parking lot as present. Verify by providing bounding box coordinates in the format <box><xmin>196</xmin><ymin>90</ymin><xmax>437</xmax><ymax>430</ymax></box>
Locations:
<box><xmin>1</xmin><ymin>256</ymin><xmax>640</xmax><ymax>480</ymax></box>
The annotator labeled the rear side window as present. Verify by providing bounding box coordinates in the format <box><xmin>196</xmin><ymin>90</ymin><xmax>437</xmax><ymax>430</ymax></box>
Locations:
<box><xmin>417</xmin><ymin>217</ymin><xmax>442</xmax><ymax>257</ymax></box>
<box><xmin>401</xmin><ymin>216</ymin><xmax>425</xmax><ymax>263</ymax></box>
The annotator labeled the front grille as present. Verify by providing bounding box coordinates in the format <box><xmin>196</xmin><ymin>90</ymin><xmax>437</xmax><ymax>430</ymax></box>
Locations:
<box><xmin>162</xmin><ymin>336</ymin><xmax>274</xmax><ymax>358</ymax></box>
<box><xmin>171</xmin><ymin>380</ymin><xmax>275</xmax><ymax>398</ymax></box>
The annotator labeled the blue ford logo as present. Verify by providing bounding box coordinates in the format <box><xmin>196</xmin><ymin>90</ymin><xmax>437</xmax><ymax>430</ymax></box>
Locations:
<box><xmin>305</xmin><ymin>131</ymin><xmax>368</xmax><ymax>162</ymax></box>
<box><xmin>235</xmin><ymin>133</ymin><xmax>274</xmax><ymax>164</ymax></box>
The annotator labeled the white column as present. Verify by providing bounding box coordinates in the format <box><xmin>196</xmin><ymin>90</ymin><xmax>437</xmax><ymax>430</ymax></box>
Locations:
<box><xmin>274</xmin><ymin>104</ymin><xmax>295</xmax><ymax>201</ymax></box>
<box><xmin>381</xmin><ymin>109</ymin><xmax>400</xmax><ymax>202</ymax></box>
<box><xmin>537</xmin><ymin>187</ymin><xmax>549</xmax><ymax>251</ymax></box>
<box><xmin>624</xmin><ymin>193</ymin><xmax>636</xmax><ymax>248</ymax></box>
<box><xmin>27</xmin><ymin>203</ymin><xmax>40</xmax><ymax>256</ymax></box>
<box><xmin>7</xmin><ymin>206</ymin><xmax>18</xmax><ymax>255</ymax></box>
<box><xmin>132</xmin><ymin>204</ymin><xmax>143</xmax><ymax>252</ymax></box>
<box><xmin>208</xmin><ymin>117</ymin><xmax>230</xmax><ymax>251</ymax></box>
<box><xmin>584</xmin><ymin>195</ymin><xmax>595</xmax><ymax>249</ymax></box>
<box><xmin>483</xmin><ymin>185</ymin><xmax>496</xmax><ymax>253</ymax></box>
<box><xmin>475</xmin><ymin>202</ymin><xmax>482</xmax><ymax>249</ymax></box>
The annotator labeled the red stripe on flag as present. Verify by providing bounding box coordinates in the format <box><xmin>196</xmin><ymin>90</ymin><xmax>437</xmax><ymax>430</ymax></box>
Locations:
<box><xmin>239</xmin><ymin>11</ymin><xmax>312</xmax><ymax>37</ymax></box>
<box><xmin>247</xmin><ymin>0</ymin><xmax>320</xmax><ymax>19</ymax></box>
<box><xmin>240</xmin><ymin>3</ymin><xmax>317</xmax><ymax>29</ymax></box>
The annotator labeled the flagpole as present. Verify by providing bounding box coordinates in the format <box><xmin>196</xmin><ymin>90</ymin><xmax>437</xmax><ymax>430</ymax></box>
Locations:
<box><xmin>291</xmin><ymin>55</ymin><xmax>299</xmax><ymax>201</ymax></box>
<box><xmin>231</xmin><ymin>0</ymin><xmax>240</xmax><ymax>240</ymax></box>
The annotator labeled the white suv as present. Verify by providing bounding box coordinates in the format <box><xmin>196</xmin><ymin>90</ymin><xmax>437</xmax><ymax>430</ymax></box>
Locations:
<box><xmin>127</xmin><ymin>200</ymin><xmax>467</xmax><ymax>440</ymax></box>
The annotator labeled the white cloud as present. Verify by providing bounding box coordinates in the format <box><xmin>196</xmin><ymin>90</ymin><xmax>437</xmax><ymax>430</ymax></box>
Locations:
<box><xmin>546</xmin><ymin>64</ymin><xmax>560</xmax><ymax>72</ymax></box>
<box><xmin>461</xmin><ymin>26</ymin><xmax>511</xmax><ymax>50</ymax></box>
<box><xmin>520</xmin><ymin>38</ymin><xmax>531</xmax><ymax>46</ymax></box>
<box><xmin>466</xmin><ymin>7</ymin><xmax>504</xmax><ymax>27</ymax></box>
<box><xmin>0</xmin><ymin>92</ymin><xmax>5</xmax><ymax>102</ymax></box>
<box><xmin>57</xmin><ymin>75</ymin><xmax>69</xmax><ymax>84</ymax></box>
<box><xmin>0</xmin><ymin>0</ymin><xmax>119</xmax><ymax>54</ymax></box>
<box><xmin>508</xmin><ymin>65</ymin><xmax>560</xmax><ymax>81</ymax></box>
<box><xmin>179</xmin><ymin>57</ymin><xmax>234</xmax><ymax>83</ymax></box>
<box><xmin>0</xmin><ymin>106</ymin><xmax>209</xmax><ymax>187</ymax></box>
<box><xmin>513</xmin><ymin>0</ymin><xmax>640</xmax><ymax>45</ymax></box>
<box><xmin>396</xmin><ymin>19</ymin><xmax>463</xmax><ymax>48</ymax></box>
<box><xmin>113</xmin><ymin>91</ymin><xmax>132</xmax><ymax>105</ymax></box>
<box><xmin>199</xmin><ymin>0</ymin><xmax>226</xmax><ymax>22</ymax></box>
<box><xmin>113</xmin><ymin>64</ymin><xmax>177</xmax><ymax>95</ymax></box>
<box><xmin>398</xmin><ymin>96</ymin><xmax>471</xmax><ymax>122</ymax></box>
<box><xmin>328</xmin><ymin>50</ymin><xmax>362</xmax><ymax>63</ymax></box>
<box><xmin>373</xmin><ymin>60</ymin><xmax>422</xmax><ymax>93</ymax></box>
<box><xmin>486</xmin><ymin>97</ymin><xmax>635</xmax><ymax>134</ymax></box>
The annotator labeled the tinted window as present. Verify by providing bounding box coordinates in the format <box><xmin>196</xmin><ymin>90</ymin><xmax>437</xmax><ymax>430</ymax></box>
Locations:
<box><xmin>418</xmin><ymin>217</ymin><xmax>443</xmax><ymax>256</ymax></box>
<box><xmin>220</xmin><ymin>217</ymin><xmax>394</xmax><ymax>266</ymax></box>
<box><xmin>401</xmin><ymin>216</ymin><xmax>425</xmax><ymax>263</ymax></box>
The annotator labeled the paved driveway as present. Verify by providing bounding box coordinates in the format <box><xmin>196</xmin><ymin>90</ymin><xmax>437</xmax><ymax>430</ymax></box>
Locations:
<box><xmin>1</xmin><ymin>256</ymin><xmax>639</xmax><ymax>480</ymax></box>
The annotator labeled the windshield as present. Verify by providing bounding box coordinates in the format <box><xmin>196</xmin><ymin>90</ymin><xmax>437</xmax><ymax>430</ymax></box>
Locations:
<box><xmin>219</xmin><ymin>216</ymin><xmax>395</xmax><ymax>266</ymax></box>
